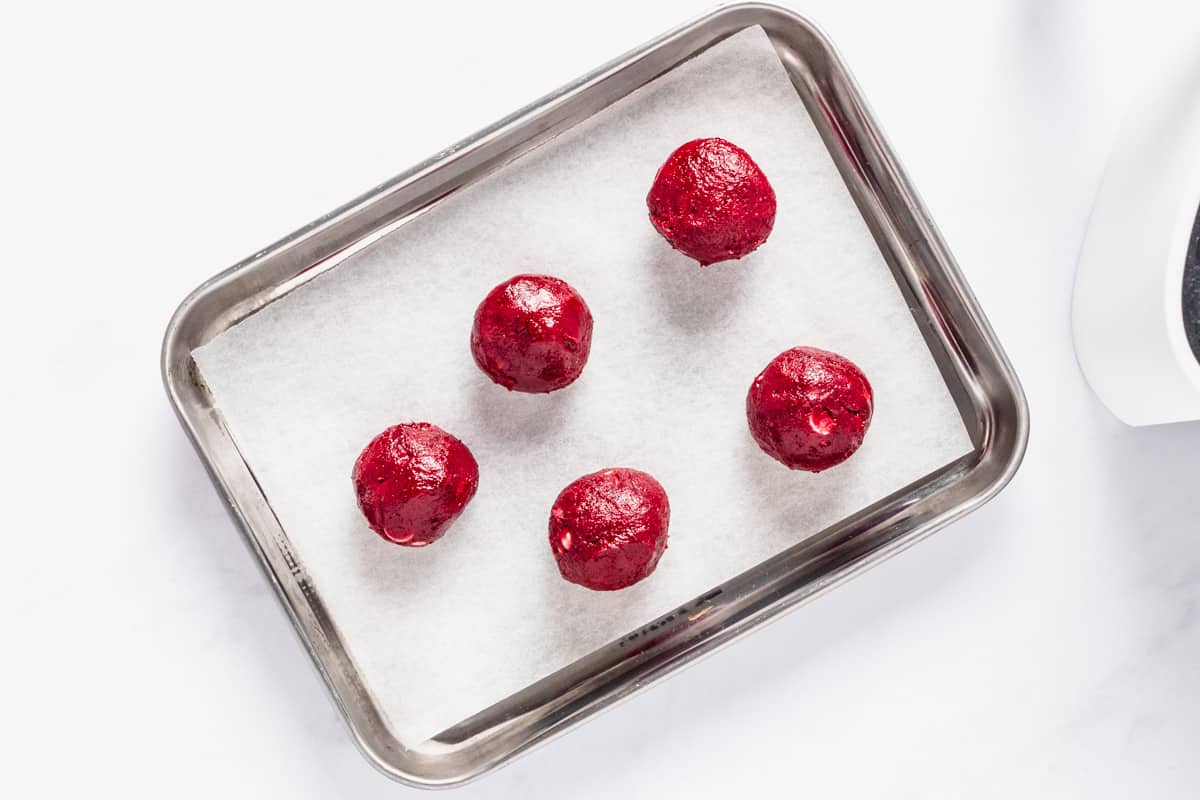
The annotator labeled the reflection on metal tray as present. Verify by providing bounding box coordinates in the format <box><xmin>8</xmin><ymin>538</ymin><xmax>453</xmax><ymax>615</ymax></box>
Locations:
<box><xmin>162</xmin><ymin>3</ymin><xmax>1027</xmax><ymax>788</ymax></box>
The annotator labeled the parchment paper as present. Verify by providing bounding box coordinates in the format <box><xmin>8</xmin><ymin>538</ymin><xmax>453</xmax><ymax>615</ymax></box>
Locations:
<box><xmin>193</xmin><ymin>27</ymin><xmax>972</xmax><ymax>743</ymax></box>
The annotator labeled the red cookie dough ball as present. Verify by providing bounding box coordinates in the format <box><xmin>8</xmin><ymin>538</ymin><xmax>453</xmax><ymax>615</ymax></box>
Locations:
<box><xmin>471</xmin><ymin>274</ymin><xmax>594</xmax><ymax>393</ymax></box>
<box><xmin>746</xmin><ymin>347</ymin><xmax>874</xmax><ymax>473</ymax></box>
<box><xmin>646</xmin><ymin>137</ymin><xmax>777</xmax><ymax>266</ymax></box>
<box><xmin>549</xmin><ymin>468</ymin><xmax>671</xmax><ymax>591</ymax></box>
<box><xmin>352</xmin><ymin>422</ymin><xmax>479</xmax><ymax>546</ymax></box>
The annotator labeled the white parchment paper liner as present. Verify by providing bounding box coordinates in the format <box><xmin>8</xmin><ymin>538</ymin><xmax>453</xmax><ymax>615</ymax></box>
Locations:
<box><xmin>194</xmin><ymin>27</ymin><xmax>971</xmax><ymax>743</ymax></box>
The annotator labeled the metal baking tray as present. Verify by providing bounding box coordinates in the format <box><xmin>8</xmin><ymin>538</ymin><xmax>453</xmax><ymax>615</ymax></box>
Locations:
<box><xmin>162</xmin><ymin>2</ymin><xmax>1028</xmax><ymax>788</ymax></box>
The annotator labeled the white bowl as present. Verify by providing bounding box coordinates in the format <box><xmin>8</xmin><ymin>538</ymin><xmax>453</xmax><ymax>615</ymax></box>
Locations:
<box><xmin>1073</xmin><ymin>42</ymin><xmax>1200</xmax><ymax>426</ymax></box>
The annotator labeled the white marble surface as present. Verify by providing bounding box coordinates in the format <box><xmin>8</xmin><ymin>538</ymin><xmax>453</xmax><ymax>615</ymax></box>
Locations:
<box><xmin>2</xmin><ymin>1</ymin><xmax>1198</xmax><ymax>797</ymax></box>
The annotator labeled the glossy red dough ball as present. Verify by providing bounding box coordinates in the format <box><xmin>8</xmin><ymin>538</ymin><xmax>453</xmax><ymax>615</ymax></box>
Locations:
<box><xmin>646</xmin><ymin>137</ymin><xmax>777</xmax><ymax>266</ymax></box>
<box><xmin>352</xmin><ymin>422</ymin><xmax>479</xmax><ymax>547</ymax></box>
<box><xmin>471</xmin><ymin>274</ymin><xmax>594</xmax><ymax>393</ymax></box>
<box><xmin>549</xmin><ymin>468</ymin><xmax>671</xmax><ymax>591</ymax></box>
<box><xmin>746</xmin><ymin>347</ymin><xmax>874</xmax><ymax>473</ymax></box>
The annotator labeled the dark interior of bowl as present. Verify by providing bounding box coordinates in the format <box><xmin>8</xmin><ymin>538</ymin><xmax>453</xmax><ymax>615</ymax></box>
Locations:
<box><xmin>1185</xmin><ymin>201</ymin><xmax>1200</xmax><ymax>365</ymax></box>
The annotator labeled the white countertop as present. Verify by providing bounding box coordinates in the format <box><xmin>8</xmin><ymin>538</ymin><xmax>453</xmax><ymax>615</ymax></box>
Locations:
<box><xmin>3</xmin><ymin>1</ymin><xmax>1198</xmax><ymax>797</ymax></box>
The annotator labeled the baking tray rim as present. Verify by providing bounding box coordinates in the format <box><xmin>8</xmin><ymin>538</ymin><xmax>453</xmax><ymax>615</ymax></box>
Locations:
<box><xmin>161</xmin><ymin>2</ymin><xmax>1029</xmax><ymax>788</ymax></box>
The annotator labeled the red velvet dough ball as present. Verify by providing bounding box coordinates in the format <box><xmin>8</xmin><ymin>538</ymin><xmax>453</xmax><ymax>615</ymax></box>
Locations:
<box><xmin>352</xmin><ymin>422</ymin><xmax>479</xmax><ymax>547</ymax></box>
<box><xmin>746</xmin><ymin>346</ymin><xmax>874</xmax><ymax>473</ymax></box>
<box><xmin>548</xmin><ymin>468</ymin><xmax>671</xmax><ymax>591</ymax></box>
<box><xmin>646</xmin><ymin>137</ymin><xmax>777</xmax><ymax>266</ymax></box>
<box><xmin>471</xmin><ymin>274</ymin><xmax>594</xmax><ymax>393</ymax></box>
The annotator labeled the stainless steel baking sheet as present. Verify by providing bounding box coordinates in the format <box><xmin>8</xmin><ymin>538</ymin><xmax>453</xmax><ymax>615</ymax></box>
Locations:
<box><xmin>162</xmin><ymin>3</ymin><xmax>1028</xmax><ymax>787</ymax></box>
